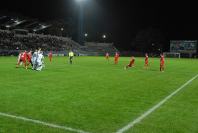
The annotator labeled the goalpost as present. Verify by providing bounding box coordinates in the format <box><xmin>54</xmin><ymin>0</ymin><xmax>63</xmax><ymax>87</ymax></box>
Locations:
<box><xmin>164</xmin><ymin>52</ymin><xmax>181</xmax><ymax>58</ymax></box>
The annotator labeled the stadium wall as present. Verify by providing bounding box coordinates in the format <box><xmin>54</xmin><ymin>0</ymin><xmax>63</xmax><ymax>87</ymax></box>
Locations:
<box><xmin>170</xmin><ymin>40</ymin><xmax>197</xmax><ymax>58</ymax></box>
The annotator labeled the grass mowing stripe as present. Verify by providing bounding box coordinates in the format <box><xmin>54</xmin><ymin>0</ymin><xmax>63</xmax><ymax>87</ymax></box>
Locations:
<box><xmin>116</xmin><ymin>73</ymin><xmax>198</xmax><ymax>133</ymax></box>
<box><xmin>0</xmin><ymin>112</ymin><xmax>90</xmax><ymax>133</ymax></box>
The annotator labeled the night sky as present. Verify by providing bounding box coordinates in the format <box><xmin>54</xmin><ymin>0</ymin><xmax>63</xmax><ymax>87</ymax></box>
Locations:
<box><xmin>0</xmin><ymin>0</ymin><xmax>197</xmax><ymax>49</ymax></box>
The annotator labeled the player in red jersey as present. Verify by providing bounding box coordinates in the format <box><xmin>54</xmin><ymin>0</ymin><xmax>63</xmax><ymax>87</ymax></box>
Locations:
<box><xmin>160</xmin><ymin>53</ymin><xmax>165</xmax><ymax>72</ymax></box>
<box><xmin>105</xmin><ymin>52</ymin><xmax>109</xmax><ymax>61</ymax></box>
<box><xmin>26</xmin><ymin>51</ymin><xmax>32</xmax><ymax>67</ymax></box>
<box><xmin>16</xmin><ymin>50</ymin><xmax>28</xmax><ymax>69</ymax></box>
<box><xmin>144</xmin><ymin>53</ymin><xmax>149</xmax><ymax>68</ymax></box>
<box><xmin>125</xmin><ymin>56</ymin><xmax>135</xmax><ymax>69</ymax></box>
<box><xmin>114</xmin><ymin>52</ymin><xmax>119</xmax><ymax>64</ymax></box>
<box><xmin>48</xmin><ymin>51</ymin><xmax>53</xmax><ymax>62</ymax></box>
<box><xmin>16</xmin><ymin>51</ymin><xmax>23</xmax><ymax>67</ymax></box>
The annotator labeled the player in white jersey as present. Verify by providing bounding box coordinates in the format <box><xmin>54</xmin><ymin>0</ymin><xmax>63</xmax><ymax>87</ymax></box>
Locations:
<box><xmin>36</xmin><ymin>51</ymin><xmax>44</xmax><ymax>71</ymax></box>
<box><xmin>32</xmin><ymin>50</ymin><xmax>38</xmax><ymax>70</ymax></box>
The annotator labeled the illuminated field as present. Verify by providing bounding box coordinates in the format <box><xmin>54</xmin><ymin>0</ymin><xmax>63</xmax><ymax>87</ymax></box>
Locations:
<box><xmin>0</xmin><ymin>56</ymin><xmax>197</xmax><ymax>133</ymax></box>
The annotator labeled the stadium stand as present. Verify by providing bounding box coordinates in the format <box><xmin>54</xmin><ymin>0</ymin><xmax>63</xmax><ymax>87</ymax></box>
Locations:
<box><xmin>0</xmin><ymin>29</ymin><xmax>79</xmax><ymax>55</ymax></box>
<box><xmin>80</xmin><ymin>42</ymin><xmax>118</xmax><ymax>56</ymax></box>
<box><xmin>0</xmin><ymin>15</ymin><xmax>118</xmax><ymax>56</ymax></box>
<box><xmin>0</xmin><ymin>30</ymin><xmax>118</xmax><ymax>56</ymax></box>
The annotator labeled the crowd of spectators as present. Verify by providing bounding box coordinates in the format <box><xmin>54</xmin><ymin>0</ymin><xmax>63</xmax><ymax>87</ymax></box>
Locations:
<box><xmin>0</xmin><ymin>29</ymin><xmax>118</xmax><ymax>56</ymax></box>
<box><xmin>0</xmin><ymin>30</ymin><xmax>80</xmax><ymax>52</ymax></box>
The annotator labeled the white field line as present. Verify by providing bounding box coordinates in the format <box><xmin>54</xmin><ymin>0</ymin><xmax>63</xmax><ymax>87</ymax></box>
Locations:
<box><xmin>116</xmin><ymin>74</ymin><xmax>198</xmax><ymax>133</ymax></box>
<box><xmin>0</xmin><ymin>112</ymin><xmax>90</xmax><ymax>133</ymax></box>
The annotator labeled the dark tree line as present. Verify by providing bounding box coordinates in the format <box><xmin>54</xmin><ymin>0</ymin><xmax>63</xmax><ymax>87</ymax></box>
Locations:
<box><xmin>131</xmin><ymin>27</ymin><xmax>167</xmax><ymax>53</ymax></box>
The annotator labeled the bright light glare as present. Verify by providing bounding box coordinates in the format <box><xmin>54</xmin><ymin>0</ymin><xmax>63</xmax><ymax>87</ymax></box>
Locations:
<box><xmin>76</xmin><ymin>0</ymin><xmax>86</xmax><ymax>2</ymax></box>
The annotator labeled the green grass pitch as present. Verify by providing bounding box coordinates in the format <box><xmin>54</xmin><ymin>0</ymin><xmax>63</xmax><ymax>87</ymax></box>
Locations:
<box><xmin>0</xmin><ymin>56</ymin><xmax>197</xmax><ymax>133</ymax></box>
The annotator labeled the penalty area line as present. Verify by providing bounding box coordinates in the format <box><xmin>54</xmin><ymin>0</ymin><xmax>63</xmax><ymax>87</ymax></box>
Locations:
<box><xmin>116</xmin><ymin>73</ymin><xmax>198</xmax><ymax>133</ymax></box>
<box><xmin>0</xmin><ymin>112</ymin><xmax>90</xmax><ymax>133</ymax></box>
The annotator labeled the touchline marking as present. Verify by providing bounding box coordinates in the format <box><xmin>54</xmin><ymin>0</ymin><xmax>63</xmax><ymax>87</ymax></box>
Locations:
<box><xmin>0</xmin><ymin>112</ymin><xmax>90</xmax><ymax>133</ymax></box>
<box><xmin>116</xmin><ymin>74</ymin><xmax>198</xmax><ymax>133</ymax></box>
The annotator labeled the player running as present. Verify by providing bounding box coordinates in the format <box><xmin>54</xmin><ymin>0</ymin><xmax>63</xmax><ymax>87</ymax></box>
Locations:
<box><xmin>144</xmin><ymin>53</ymin><xmax>149</xmax><ymax>68</ymax></box>
<box><xmin>69</xmin><ymin>50</ymin><xmax>74</xmax><ymax>64</ymax></box>
<box><xmin>114</xmin><ymin>52</ymin><xmax>119</xmax><ymax>64</ymax></box>
<box><xmin>105</xmin><ymin>52</ymin><xmax>110</xmax><ymax>61</ymax></box>
<box><xmin>125</xmin><ymin>56</ymin><xmax>135</xmax><ymax>69</ymax></box>
<box><xmin>48</xmin><ymin>51</ymin><xmax>52</xmax><ymax>62</ymax></box>
<box><xmin>160</xmin><ymin>53</ymin><xmax>165</xmax><ymax>72</ymax></box>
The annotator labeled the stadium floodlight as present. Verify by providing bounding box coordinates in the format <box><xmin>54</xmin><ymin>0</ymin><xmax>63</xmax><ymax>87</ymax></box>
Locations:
<box><xmin>14</xmin><ymin>20</ymin><xmax>18</xmax><ymax>23</ymax></box>
<box><xmin>5</xmin><ymin>25</ymin><xmax>10</xmax><ymax>28</ymax></box>
<box><xmin>84</xmin><ymin>33</ymin><xmax>88</xmax><ymax>37</ymax></box>
<box><xmin>41</xmin><ymin>25</ymin><xmax>46</xmax><ymax>28</ymax></box>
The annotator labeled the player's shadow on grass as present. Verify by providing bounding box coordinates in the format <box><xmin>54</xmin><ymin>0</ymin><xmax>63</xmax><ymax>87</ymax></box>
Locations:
<box><xmin>15</xmin><ymin>66</ymin><xmax>33</xmax><ymax>70</ymax></box>
<box><xmin>138</xmin><ymin>67</ymin><xmax>158</xmax><ymax>72</ymax></box>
